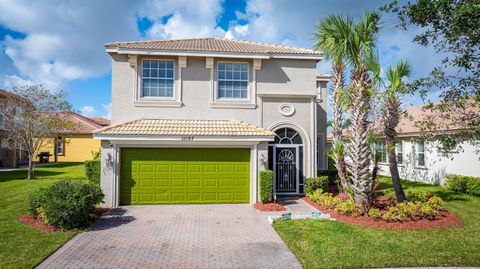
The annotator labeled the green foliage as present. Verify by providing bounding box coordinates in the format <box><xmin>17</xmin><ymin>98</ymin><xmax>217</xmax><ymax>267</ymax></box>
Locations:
<box><xmin>306</xmin><ymin>189</ymin><xmax>340</xmax><ymax>208</ymax></box>
<box><xmin>382</xmin><ymin>206</ymin><xmax>408</xmax><ymax>222</ymax></box>
<box><xmin>84</xmin><ymin>160</ymin><xmax>100</xmax><ymax>186</ymax></box>
<box><xmin>27</xmin><ymin>188</ymin><xmax>47</xmax><ymax>215</ymax></box>
<box><xmin>445</xmin><ymin>174</ymin><xmax>480</xmax><ymax>196</ymax></box>
<box><xmin>381</xmin><ymin>196</ymin><xmax>445</xmax><ymax>222</ymax></box>
<box><xmin>367</xmin><ymin>207</ymin><xmax>382</xmax><ymax>219</ymax></box>
<box><xmin>445</xmin><ymin>174</ymin><xmax>470</xmax><ymax>193</ymax></box>
<box><xmin>466</xmin><ymin>177</ymin><xmax>480</xmax><ymax>196</ymax></box>
<box><xmin>406</xmin><ymin>191</ymin><xmax>431</xmax><ymax>202</ymax></box>
<box><xmin>28</xmin><ymin>180</ymin><xmax>104</xmax><ymax>229</ymax></box>
<box><xmin>91</xmin><ymin>149</ymin><xmax>101</xmax><ymax>161</ymax></box>
<box><xmin>305</xmin><ymin>176</ymin><xmax>329</xmax><ymax>195</ymax></box>
<box><xmin>335</xmin><ymin>199</ymin><xmax>361</xmax><ymax>217</ymax></box>
<box><xmin>259</xmin><ymin>170</ymin><xmax>273</xmax><ymax>203</ymax></box>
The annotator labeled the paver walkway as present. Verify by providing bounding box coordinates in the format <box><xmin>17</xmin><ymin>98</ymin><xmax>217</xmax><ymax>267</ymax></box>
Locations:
<box><xmin>37</xmin><ymin>205</ymin><xmax>301</xmax><ymax>269</ymax></box>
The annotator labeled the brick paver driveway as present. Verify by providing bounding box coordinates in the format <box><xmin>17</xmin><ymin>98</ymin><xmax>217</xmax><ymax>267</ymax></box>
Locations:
<box><xmin>37</xmin><ymin>205</ymin><xmax>301</xmax><ymax>269</ymax></box>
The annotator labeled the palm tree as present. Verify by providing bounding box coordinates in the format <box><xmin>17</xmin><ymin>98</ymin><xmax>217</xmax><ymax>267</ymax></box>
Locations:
<box><xmin>383</xmin><ymin>60</ymin><xmax>411</xmax><ymax>202</ymax></box>
<box><xmin>314</xmin><ymin>14</ymin><xmax>353</xmax><ymax>191</ymax></box>
<box><xmin>344</xmin><ymin>11</ymin><xmax>380</xmax><ymax>211</ymax></box>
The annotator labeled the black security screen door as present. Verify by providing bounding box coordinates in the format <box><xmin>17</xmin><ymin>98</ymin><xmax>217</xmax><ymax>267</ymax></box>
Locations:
<box><xmin>269</xmin><ymin>127</ymin><xmax>303</xmax><ymax>194</ymax></box>
<box><xmin>275</xmin><ymin>147</ymin><xmax>297</xmax><ymax>192</ymax></box>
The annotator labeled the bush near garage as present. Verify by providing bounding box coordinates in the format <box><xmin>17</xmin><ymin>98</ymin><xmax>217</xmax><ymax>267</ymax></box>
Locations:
<box><xmin>84</xmin><ymin>160</ymin><xmax>101</xmax><ymax>186</ymax></box>
<box><xmin>259</xmin><ymin>170</ymin><xmax>274</xmax><ymax>203</ymax></box>
<box><xmin>28</xmin><ymin>180</ymin><xmax>104</xmax><ymax>229</ymax></box>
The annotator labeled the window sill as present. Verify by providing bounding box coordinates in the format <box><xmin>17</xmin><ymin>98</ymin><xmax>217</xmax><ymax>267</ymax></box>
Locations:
<box><xmin>134</xmin><ymin>100</ymin><xmax>182</xmax><ymax>108</ymax></box>
<box><xmin>210</xmin><ymin>102</ymin><xmax>256</xmax><ymax>109</ymax></box>
<box><xmin>415</xmin><ymin>166</ymin><xmax>428</xmax><ymax>170</ymax></box>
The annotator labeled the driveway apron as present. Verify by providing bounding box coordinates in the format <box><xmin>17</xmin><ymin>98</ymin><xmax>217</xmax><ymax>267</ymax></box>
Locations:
<box><xmin>37</xmin><ymin>204</ymin><xmax>302</xmax><ymax>269</ymax></box>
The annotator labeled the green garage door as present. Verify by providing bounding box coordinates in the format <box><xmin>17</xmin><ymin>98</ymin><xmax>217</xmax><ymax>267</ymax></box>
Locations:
<box><xmin>120</xmin><ymin>148</ymin><xmax>250</xmax><ymax>205</ymax></box>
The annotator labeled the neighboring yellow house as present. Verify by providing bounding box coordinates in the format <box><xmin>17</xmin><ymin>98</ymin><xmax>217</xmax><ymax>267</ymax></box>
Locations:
<box><xmin>37</xmin><ymin>112</ymin><xmax>110</xmax><ymax>163</ymax></box>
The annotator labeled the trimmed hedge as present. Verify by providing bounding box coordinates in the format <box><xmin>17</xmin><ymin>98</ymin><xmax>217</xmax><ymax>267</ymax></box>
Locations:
<box><xmin>259</xmin><ymin>170</ymin><xmax>273</xmax><ymax>203</ymax></box>
<box><xmin>84</xmin><ymin>160</ymin><xmax>100</xmax><ymax>186</ymax></box>
<box><xmin>445</xmin><ymin>174</ymin><xmax>480</xmax><ymax>196</ymax></box>
<box><xmin>305</xmin><ymin>176</ymin><xmax>329</xmax><ymax>195</ymax></box>
<box><xmin>28</xmin><ymin>180</ymin><xmax>104</xmax><ymax>229</ymax></box>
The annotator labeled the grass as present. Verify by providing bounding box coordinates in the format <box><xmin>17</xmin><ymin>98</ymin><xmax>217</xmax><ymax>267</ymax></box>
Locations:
<box><xmin>273</xmin><ymin>179</ymin><xmax>480</xmax><ymax>269</ymax></box>
<box><xmin>0</xmin><ymin>163</ymin><xmax>86</xmax><ymax>269</ymax></box>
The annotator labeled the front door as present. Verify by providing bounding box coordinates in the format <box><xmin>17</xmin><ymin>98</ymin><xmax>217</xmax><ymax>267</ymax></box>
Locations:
<box><xmin>274</xmin><ymin>146</ymin><xmax>299</xmax><ymax>193</ymax></box>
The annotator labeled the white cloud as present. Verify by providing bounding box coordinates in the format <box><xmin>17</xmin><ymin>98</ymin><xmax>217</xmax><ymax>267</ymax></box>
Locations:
<box><xmin>79</xmin><ymin>102</ymin><xmax>111</xmax><ymax>119</ymax></box>
<box><xmin>1</xmin><ymin>74</ymin><xmax>33</xmax><ymax>88</ymax></box>
<box><xmin>140</xmin><ymin>0</ymin><xmax>227</xmax><ymax>40</ymax></box>
<box><xmin>0</xmin><ymin>0</ymin><xmax>139</xmax><ymax>89</ymax></box>
<box><xmin>80</xmin><ymin>105</ymin><xmax>96</xmax><ymax>117</ymax></box>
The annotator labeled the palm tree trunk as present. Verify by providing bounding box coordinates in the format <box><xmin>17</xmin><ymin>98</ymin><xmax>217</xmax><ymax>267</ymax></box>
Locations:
<box><xmin>331</xmin><ymin>61</ymin><xmax>349</xmax><ymax>190</ymax></box>
<box><xmin>384</xmin><ymin>97</ymin><xmax>407</xmax><ymax>202</ymax></box>
<box><xmin>346</xmin><ymin>67</ymin><xmax>373</xmax><ymax>211</ymax></box>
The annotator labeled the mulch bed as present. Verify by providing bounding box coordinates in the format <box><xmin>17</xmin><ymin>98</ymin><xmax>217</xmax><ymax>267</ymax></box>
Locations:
<box><xmin>254</xmin><ymin>202</ymin><xmax>287</xmax><ymax>212</ymax></box>
<box><xmin>303</xmin><ymin>197</ymin><xmax>462</xmax><ymax>230</ymax></box>
<box><xmin>18</xmin><ymin>214</ymin><xmax>60</xmax><ymax>233</ymax></box>
<box><xmin>18</xmin><ymin>207</ymin><xmax>110</xmax><ymax>233</ymax></box>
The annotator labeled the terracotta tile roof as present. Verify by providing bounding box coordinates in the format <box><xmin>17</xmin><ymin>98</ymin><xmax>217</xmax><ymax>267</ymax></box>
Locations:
<box><xmin>105</xmin><ymin>38</ymin><xmax>322</xmax><ymax>57</ymax></box>
<box><xmin>58</xmin><ymin>112</ymin><xmax>109</xmax><ymax>134</ymax></box>
<box><xmin>90</xmin><ymin>117</ymin><xmax>111</xmax><ymax>127</ymax></box>
<box><xmin>94</xmin><ymin>119</ymin><xmax>275</xmax><ymax>137</ymax></box>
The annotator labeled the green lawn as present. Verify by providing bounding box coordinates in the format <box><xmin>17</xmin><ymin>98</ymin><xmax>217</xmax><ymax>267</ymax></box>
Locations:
<box><xmin>0</xmin><ymin>163</ymin><xmax>86</xmax><ymax>269</ymax></box>
<box><xmin>274</xmin><ymin>179</ymin><xmax>480</xmax><ymax>269</ymax></box>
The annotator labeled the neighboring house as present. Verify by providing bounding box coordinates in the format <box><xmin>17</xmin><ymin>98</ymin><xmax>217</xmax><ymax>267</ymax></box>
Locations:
<box><xmin>37</xmin><ymin>112</ymin><xmax>110</xmax><ymax>163</ymax></box>
<box><xmin>327</xmin><ymin>104</ymin><xmax>480</xmax><ymax>185</ymax></box>
<box><xmin>94</xmin><ymin>38</ymin><xmax>328</xmax><ymax>207</ymax></box>
<box><xmin>0</xmin><ymin>89</ymin><xmax>29</xmax><ymax>168</ymax></box>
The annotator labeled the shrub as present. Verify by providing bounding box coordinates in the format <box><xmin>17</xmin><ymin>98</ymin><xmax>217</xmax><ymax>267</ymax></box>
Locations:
<box><xmin>307</xmin><ymin>189</ymin><xmax>340</xmax><ymax>208</ymax></box>
<box><xmin>406</xmin><ymin>191</ymin><xmax>432</xmax><ymax>202</ymax></box>
<box><xmin>466</xmin><ymin>177</ymin><xmax>480</xmax><ymax>196</ymax></box>
<box><xmin>259</xmin><ymin>170</ymin><xmax>273</xmax><ymax>203</ymax></box>
<box><xmin>84</xmin><ymin>160</ymin><xmax>101</xmax><ymax>185</ymax></box>
<box><xmin>335</xmin><ymin>199</ymin><xmax>360</xmax><ymax>217</ymax></box>
<box><xmin>368</xmin><ymin>208</ymin><xmax>382</xmax><ymax>219</ymax></box>
<box><xmin>382</xmin><ymin>206</ymin><xmax>408</xmax><ymax>222</ymax></box>
<box><xmin>426</xmin><ymin>196</ymin><xmax>444</xmax><ymax>211</ymax></box>
<box><xmin>28</xmin><ymin>180</ymin><xmax>104</xmax><ymax>229</ymax></box>
<box><xmin>305</xmin><ymin>176</ymin><xmax>329</xmax><ymax>195</ymax></box>
<box><xmin>445</xmin><ymin>174</ymin><xmax>469</xmax><ymax>193</ymax></box>
<box><xmin>420</xmin><ymin>203</ymin><xmax>438</xmax><ymax>219</ymax></box>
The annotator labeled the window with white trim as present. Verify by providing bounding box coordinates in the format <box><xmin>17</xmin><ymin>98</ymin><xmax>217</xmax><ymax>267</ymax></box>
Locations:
<box><xmin>56</xmin><ymin>136</ymin><xmax>64</xmax><ymax>156</ymax></box>
<box><xmin>217</xmin><ymin>62</ymin><xmax>248</xmax><ymax>99</ymax></box>
<box><xmin>395</xmin><ymin>141</ymin><xmax>403</xmax><ymax>164</ymax></box>
<box><xmin>416</xmin><ymin>141</ymin><xmax>425</xmax><ymax>166</ymax></box>
<box><xmin>141</xmin><ymin>60</ymin><xmax>174</xmax><ymax>98</ymax></box>
<box><xmin>375</xmin><ymin>142</ymin><xmax>387</xmax><ymax>163</ymax></box>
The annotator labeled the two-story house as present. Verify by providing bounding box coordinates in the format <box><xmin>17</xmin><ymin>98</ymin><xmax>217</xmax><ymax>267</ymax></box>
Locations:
<box><xmin>94</xmin><ymin>38</ymin><xmax>327</xmax><ymax>207</ymax></box>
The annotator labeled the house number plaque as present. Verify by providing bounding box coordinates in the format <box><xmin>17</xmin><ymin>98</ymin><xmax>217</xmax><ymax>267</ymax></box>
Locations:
<box><xmin>181</xmin><ymin>136</ymin><xmax>194</xmax><ymax>141</ymax></box>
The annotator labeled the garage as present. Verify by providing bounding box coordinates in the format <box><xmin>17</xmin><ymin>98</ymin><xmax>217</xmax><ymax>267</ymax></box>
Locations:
<box><xmin>120</xmin><ymin>148</ymin><xmax>250</xmax><ymax>205</ymax></box>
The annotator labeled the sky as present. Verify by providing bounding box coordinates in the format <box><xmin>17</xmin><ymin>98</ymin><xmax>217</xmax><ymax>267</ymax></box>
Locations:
<box><xmin>0</xmin><ymin>0</ymin><xmax>444</xmax><ymax>119</ymax></box>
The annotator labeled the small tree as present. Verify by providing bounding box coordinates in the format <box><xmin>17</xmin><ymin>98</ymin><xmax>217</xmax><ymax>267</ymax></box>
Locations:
<box><xmin>4</xmin><ymin>85</ymin><xmax>72</xmax><ymax>179</ymax></box>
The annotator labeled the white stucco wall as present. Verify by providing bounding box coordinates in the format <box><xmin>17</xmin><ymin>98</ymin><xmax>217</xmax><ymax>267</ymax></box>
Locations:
<box><xmin>377</xmin><ymin>138</ymin><xmax>480</xmax><ymax>185</ymax></box>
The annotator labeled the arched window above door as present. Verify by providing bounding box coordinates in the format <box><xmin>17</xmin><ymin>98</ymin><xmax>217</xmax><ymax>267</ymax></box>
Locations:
<box><xmin>269</xmin><ymin>127</ymin><xmax>303</xmax><ymax>145</ymax></box>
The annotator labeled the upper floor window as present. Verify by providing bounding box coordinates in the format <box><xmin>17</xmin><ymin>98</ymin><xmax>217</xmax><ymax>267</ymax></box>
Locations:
<box><xmin>217</xmin><ymin>62</ymin><xmax>248</xmax><ymax>99</ymax></box>
<box><xmin>417</xmin><ymin>141</ymin><xmax>425</xmax><ymax>166</ymax></box>
<box><xmin>396</xmin><ymin>141</ymin><xmax>403</xmax><ymax>164</ymax></box>
<box><xmin>142</xmin><ymin>60</ymin><xmax>174</xmax><ymax>98</ymax></box>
